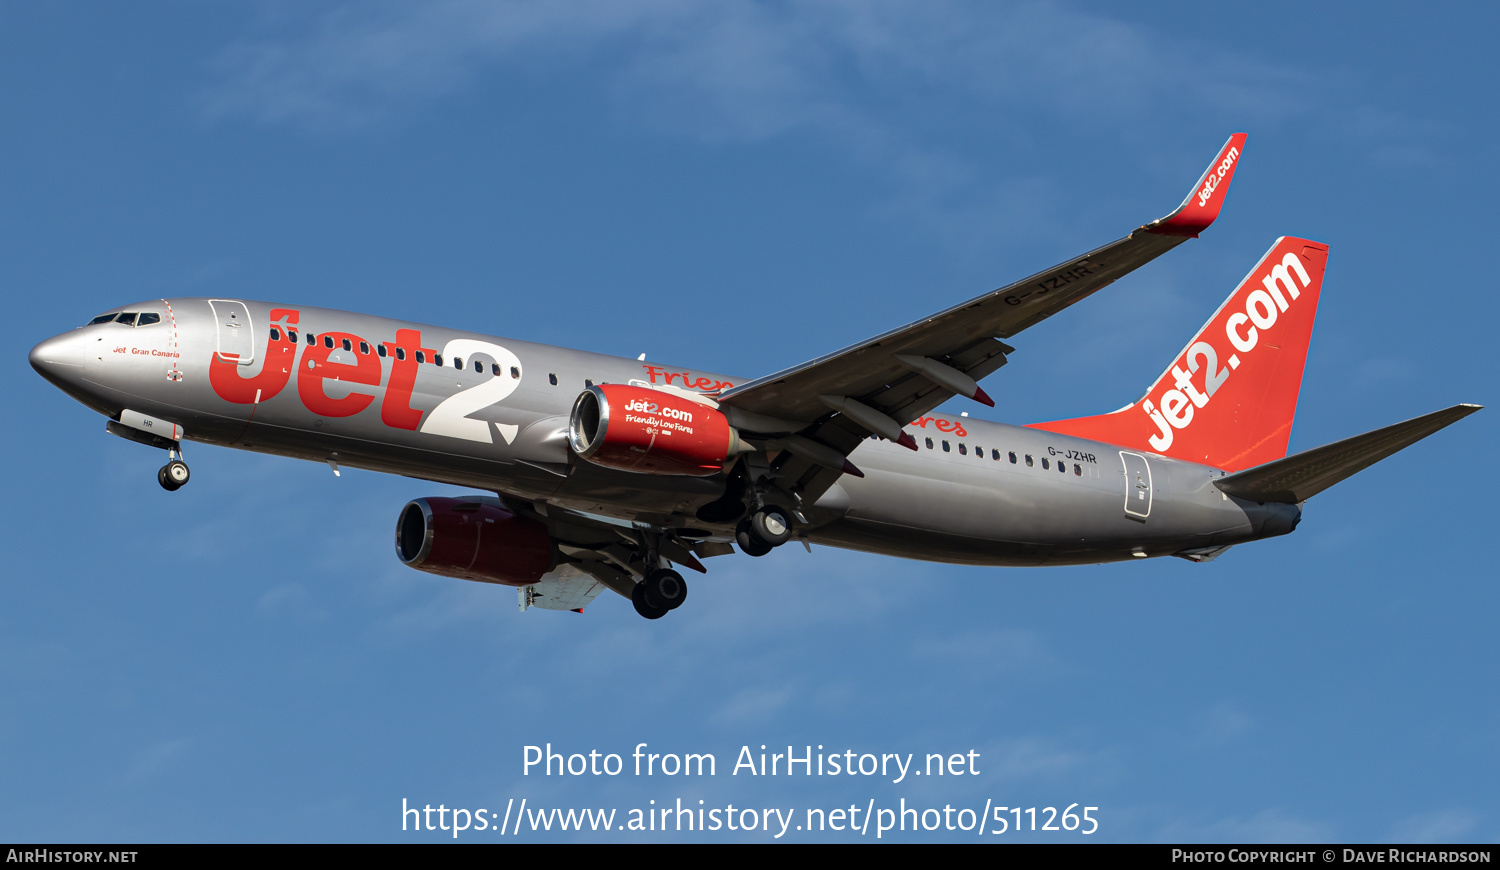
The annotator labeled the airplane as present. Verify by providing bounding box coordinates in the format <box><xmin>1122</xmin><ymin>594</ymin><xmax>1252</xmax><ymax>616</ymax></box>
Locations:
<box><xmin>29</xmin><ymin>134</ymin><xmax>1480</xmax><ymax>620</ymax></box>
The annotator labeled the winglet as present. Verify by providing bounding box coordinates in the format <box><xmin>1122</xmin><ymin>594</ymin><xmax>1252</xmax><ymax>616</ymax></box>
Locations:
<box><xmin>1145</xmin><ymin>133</ymin><xmax>1247</xmax><ymax>238</ymax></box>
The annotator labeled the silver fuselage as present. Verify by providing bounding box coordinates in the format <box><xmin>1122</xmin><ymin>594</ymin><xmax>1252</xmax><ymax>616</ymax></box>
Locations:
<box><xmin>30</xmin><ymin>298</ymin><xmax>1299</xmax><ymax>566</ymax></box>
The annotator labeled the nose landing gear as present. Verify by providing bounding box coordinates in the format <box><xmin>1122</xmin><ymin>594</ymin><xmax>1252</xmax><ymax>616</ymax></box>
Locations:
<box><xmin>158</xmin><ymin>445</ymin><xmax>190</xmax><ymax>492</ymax></box>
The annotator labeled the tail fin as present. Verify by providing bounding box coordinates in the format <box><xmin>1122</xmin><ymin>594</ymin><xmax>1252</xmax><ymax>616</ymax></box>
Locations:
<box><xmin>1031</xmin><ymin>237</ymin><xmax>1329</xmax><ymax>472</ymax></box>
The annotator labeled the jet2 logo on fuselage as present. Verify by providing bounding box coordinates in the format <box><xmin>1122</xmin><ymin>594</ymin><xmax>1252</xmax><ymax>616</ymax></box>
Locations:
<box><xmin>208</xmin><ymin>314</ymin><xmax>524</xmax><ymax>445</ymax></box>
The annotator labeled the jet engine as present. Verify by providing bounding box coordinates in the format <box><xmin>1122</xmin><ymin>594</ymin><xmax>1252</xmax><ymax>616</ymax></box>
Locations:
<box><xmin>395</xmin><ymin>496</ymin><xmax>555</xmax><ymax>586</ymax></box>
<box><xmin>568</xmin><ymin>384</ymin><xmax>742</xmax><ymax>476</ymax></box>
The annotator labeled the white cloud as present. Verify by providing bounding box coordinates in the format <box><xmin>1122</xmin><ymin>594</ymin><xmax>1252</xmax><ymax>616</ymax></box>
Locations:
<box><xmin>1387</xmin><ymin>809</ymin><xmax>1480</xmax><ymax>844</ymax></box>
<box><xmin>122</xmin><ymin>737</ymin><xmax>191</xmax><ymax>784</ymax></box>
<box><xmin>257</xmin><ymin>582</ymin><xmax>325</xmax><ymax>620</ymax></box>
<box><xmin>1158</xmin><ymin>807</ymin><xmax>1335</xmax><ymax>844</ymax></box>
<box><xmin>1189</xmin><ymin>702</ymin><xmax>1254</xmax><ymax>749</ymax></box>
<box><xmin>708</xmin><ymin>685</ymin><xmax>798</xmax><ymax>727</ymax></box>
<box><xmin>984</xmin><ymin>735</ymin><xmax>1092</xmax><ymax>782</ymax></box>
<box><xmin>201</xmin><ymin>1</ymin><xmax>1447</xmax><ymax>260</ymax></box>
<box><xmin>204</xmin><ymin>1</ymin><xmax>1311</xmax><ymax>138</ymax></box>
<box><xmin>911</xmin><ymin>628</ymin><xmax>1059</xmax><ymax>677</ymax></box>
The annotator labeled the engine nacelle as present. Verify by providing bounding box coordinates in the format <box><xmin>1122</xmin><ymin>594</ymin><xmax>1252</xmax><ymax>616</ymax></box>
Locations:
<box><xmin>568</xmin><ymin>384</ymin><xmax>741</xmax><ymax>476</ymax></box>
<box><xmin>395</xmin><ymin>496</ymin><xmax>555</xmax><ymax>587</ymax></box>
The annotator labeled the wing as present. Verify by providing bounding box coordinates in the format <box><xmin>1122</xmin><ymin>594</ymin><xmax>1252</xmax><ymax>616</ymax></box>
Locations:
<box><xmin>716</xmin><ymin>134</ymin><xmax>1247</xmax><ymax>503</ymax></box>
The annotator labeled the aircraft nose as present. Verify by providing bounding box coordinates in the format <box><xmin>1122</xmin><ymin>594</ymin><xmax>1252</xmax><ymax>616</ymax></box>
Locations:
<box><xmin>30</xmin><ymin>332</ymin><xmax>87</xmax><ymax>384</ymax></box>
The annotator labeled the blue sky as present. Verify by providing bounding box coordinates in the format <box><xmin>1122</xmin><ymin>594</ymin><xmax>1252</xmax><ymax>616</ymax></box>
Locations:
<box><xmin>3</xmin><ymin>1</ymin><xmax>1496</xmax><ymax>843</ymax></box>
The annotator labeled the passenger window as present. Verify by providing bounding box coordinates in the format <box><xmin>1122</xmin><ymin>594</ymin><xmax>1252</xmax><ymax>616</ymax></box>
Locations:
<box><xmin>958</xmin><ymin>444</ymin><xmax>967</xmax><ymax>455</ymax></box>
<box><xmin>549</xmin><ymin>373</ymin><xmax>558</xmax><ymax>386</ymax></box>
<box><xmin>416</xmin><ymin>351</ymin><xmax>426</xmax><ymax>363</ymax></box>
<box><xmin>585</xmin><ymin>378</ymin><xmax>593</xmax><ymax>388</ymax></box>
<box><xmin>287</xmin><ymin>329</ymin><xmax>298</xmax><ymax>343</ymax></box>
<box><xmin>511</xmin><ymin>366</ymin><xmax>521</xmax><ymax>379</ymax></box>
<box><xmin>434</xmin><ymin>354</ymin><xmax>443</xmax><ymax>366</ymax></box>
<box><xmin>475</xmin><ymin>360</ymin><xmax>484</xmax><ymax>374</ymax></box>
<box><xmin>1074</xmin><ymin>464</ymin><xmax>1082</xmax><ymax>476</ymax></box>
<box><xmin>269</xmin><ymin>327</ymin><xmax>281</xmax><ymax>341</ymax></box>
<box><xmin>1058</xmin><ymin>462</ymin><xmax>1066</xmax><ymax>473</ymax></box>
<box><xmin>360</xmin><ymin>341</ymin><xmax>370</xmax><ymax>354</ymax></box>
<box><xmin>1009</xmin><ymin>452</ymin><xmax>1017</xmax><ymax>464</ymax></box>
<box><xmin>396</xmin><ymin>348</ymin><xmax>406</xmax><ymax>361</ymax></box>
<box><xmin>137</xmin><ymin>313</ymin><xmax>161</xmax><ymax>326</ymax></box>
<box><xmin>491</xmin><ymin>363</ymin><xmax>499</xmax><ymax>376</ymax></box>
<box><xmin>115</xmin><ymin>313</ymin><xmax>138</xmax><ymax>326</ymax></box>
<box><xmin>1025</xmin><ymin>455</ymin><xmax>1033</xmax><ymax>467</ymax></box>
<box><xmin>341</xmin><ymin>338</ymin><xmax>352</xmax><ymax>351</ymax></box>
<box><xmin>942</xmin><ymin>441</ymin><xmax>950</xmax><ymax>453</ymax></box>
<box><xmin>324</xmin><ymin>335</ymin><xmax>334</xmax><ymax>349</ymax></box>
<box><xmin>992</xmin><ymin>449</ymin><xmax>1001</xmax><ymax>461</ymax></box>
<box><xmin>377</xmin><ymin>344</ymin><xmax>387</xmax><ymax>358</ymax></box>
<box><xmin>453</xmin><ymin>356</ymin><xmax>463</xmax><ymax>369</ymax></box>
<box><xmin>925</xmin><ymin>437</ymin><xmax>934</xmax><ymax>449</ymax></box>
<box><xmin>89</xmin><ymin>313</ymin><xmax>117</xmax><ymax>325</ymax></box>
<box><xmin>306</xmin><ymin>333</ymin><xmax>315</xmax><ymax>345</ymax></box>
<box><xmin>1042</xmin><ymin>458</ymin><xmax>1049</xmax><ymax>470</ymax></box>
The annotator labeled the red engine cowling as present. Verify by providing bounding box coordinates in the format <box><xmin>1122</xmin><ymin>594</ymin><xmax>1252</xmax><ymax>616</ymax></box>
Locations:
<box><xmin>568</xmin><ymin>384</ymin><xmax>741</xmax><ymax>476</ymax></box>
<box><xmin>395</xmin><ymin>497</ymin><xmax>555</xmax><ymax>587</ymax></box>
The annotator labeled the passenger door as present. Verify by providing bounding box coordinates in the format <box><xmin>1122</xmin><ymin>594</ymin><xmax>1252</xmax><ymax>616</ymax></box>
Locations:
<box><xmin>208</xmin><ymin>299</ymin><xmax>255</xmax><ymax>365</ymax></box>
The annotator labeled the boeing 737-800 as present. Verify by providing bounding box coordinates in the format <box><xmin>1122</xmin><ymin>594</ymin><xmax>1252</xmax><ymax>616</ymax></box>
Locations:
<box><xmin>29</xmin><ymin>135</ymin><xmax>1479</xmax><ymax>620</ymax></box>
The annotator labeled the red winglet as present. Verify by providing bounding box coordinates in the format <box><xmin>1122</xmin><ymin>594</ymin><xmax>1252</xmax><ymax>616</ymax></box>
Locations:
<box><xmin>1145</xmin><ymin>133</ymin><xmax>1247</xmax><ymax>238</ymax></box>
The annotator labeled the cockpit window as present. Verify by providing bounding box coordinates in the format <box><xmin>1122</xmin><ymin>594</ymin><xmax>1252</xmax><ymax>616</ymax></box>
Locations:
<box><xmin>136</xmin><ymin>313</ymin><xmax>161</xmax><ymax>326</ymax></box>
<box><xmin>88</xmin><ymin>313</ymin><xmax>118</xmax><ymax>325</ymax></box>
<box><xmin>114</xmin><ymin>313</ymin><xmax>138</xmax><ymax>326</ymax></box>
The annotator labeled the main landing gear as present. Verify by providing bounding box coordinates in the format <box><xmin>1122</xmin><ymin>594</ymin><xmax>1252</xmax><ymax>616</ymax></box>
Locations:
<box><xmin>736</xmin><ymin>504</ymin><xmax>793</xmax><ymax>557</ymax></box>
<box><xmin>157</xmin><ymin>444</ymin><xmax>190</xmax><ymax>492</ymax></box>
<box><xmin>631</xmin><ymin>567</ymin><xmax>687</xmax><ymax>620</ymax></box>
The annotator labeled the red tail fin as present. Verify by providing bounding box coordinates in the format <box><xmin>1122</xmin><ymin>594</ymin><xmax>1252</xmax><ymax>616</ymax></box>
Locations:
<box><xmin>1030</xmin><ymin>237</ymin><xmax>1329</xmax><ymax>472</ymax></box>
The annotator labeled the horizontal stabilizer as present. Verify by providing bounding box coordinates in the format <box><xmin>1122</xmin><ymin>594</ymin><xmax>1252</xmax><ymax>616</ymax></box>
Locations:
<box><xmin>1213</xmin><ymin>404</ymin><xmax>1481</xmax><ymax>504</ymax></box>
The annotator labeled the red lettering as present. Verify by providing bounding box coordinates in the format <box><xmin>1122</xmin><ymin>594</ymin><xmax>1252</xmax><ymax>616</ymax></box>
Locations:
<box><xmin>380</xmin><ymin>329</ymin><xmax>434</xmax><ymax>430</ymax></box>
<box><xmin>209</xmin><ymin>309</ymin><xmax>299</xmax><ymax>404</ymax></box>
<box><xmin>297</xmin><ymin>330</ymin><xmax>381</xmax><ymax>418</ymax></box>
<box><xmin>908</xmin><ymin>416</ymin><xmax>967</xmax><ymax>437</ymax></box>
<box><xmin>639</xmin><ymin>366</ymin><xmax>732</xmax><ymax>393</ymax></box>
